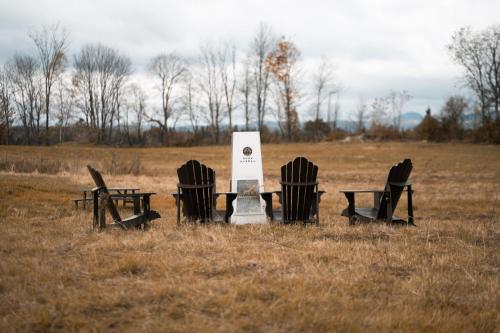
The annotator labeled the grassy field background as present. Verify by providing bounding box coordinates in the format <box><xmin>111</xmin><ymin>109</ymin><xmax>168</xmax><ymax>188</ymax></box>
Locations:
<box><xmin>0</xmin><ymin>141</ymin><xmax>499</xmax><ymax>332</ymax></box>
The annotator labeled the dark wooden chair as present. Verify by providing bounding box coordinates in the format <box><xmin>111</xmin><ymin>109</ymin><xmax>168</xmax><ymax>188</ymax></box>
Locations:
<box><xmin>172</xmin><ymin>160</ymin><xmax>237</xmax><ymax>225</ymax></box>
<box><xmin>87</xmin><ymin>165</ymin><xmax>160</xmax><ymax>230</ymax></box>
<box><xmin>262</xmin><ymin>157</ymin><xmax>324</xmax><ymax>225</ymax></box>
<box><xmin>340</xmin><ymin>158</ymin><xmax>415</xmax><ymax>225</ymax></box>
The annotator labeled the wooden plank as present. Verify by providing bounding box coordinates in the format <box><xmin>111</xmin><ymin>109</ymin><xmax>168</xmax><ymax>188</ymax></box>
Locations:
<box><xmin>377</xmin><ymin>159</ymin><xmax>412</xmax><ymax>219</ymax></box>
<box><xmin>207</xmin><ymin>166</ymin><xmax>215</xmax><ymax>220</ymax></box>
<box><xmin>286</xmin><ymin>162</ymin><xmax>293</xmax><ymax>221</ymax></box>
<box><xmin>295</xmin><ymin>158</ymin><xmax>303</xmax><ymax>220</ymax></box>
<box><xmin>291</xmin><ymin>157</ymin><xmax>301</xmax><ymax>221</ymax></box>
<box><xmin>280</xmin><ymin>165</ymin><xmax>287</xmax><ymax>221</ymax></box>
<box><xmin>178</xmin><ymin>161</ymin><xmax>196</xmax><ymax>220</ymax></box>
<box><xmin>187</xmin><ymin>160</ymin><xmax>200</xmax><ymax>220</ymax></box>
<box><xmin>303</xmin><ymin>161</ymin><xmax>318</xmax><ymax>221</ymax></box>
<box><xmin>87</xmin><ymin>165</ymin><xmax>122</xmax><ymax>223</ymax></box>
<box><xmin>296</xmin><ymin>157</ymin><xmax>307</xmax><ymax>220</ymax></box>
<box><xmin>193</xmin><ymin>161</ymin><xmax>206</xmax><ymax>220</ymax></box>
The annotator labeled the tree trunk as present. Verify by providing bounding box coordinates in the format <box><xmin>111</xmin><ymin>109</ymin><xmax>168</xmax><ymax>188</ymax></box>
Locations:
<box><xmin>45</xmin><ymin>85</ymin><xmax>50</xmax><ymax>145</ymax></box>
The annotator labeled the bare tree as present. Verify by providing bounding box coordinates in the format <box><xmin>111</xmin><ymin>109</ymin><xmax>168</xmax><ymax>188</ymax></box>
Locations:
<box><xmin>199</xmin><ymin>43</ymin><xmax>225</xmax><ymax>143</ymax></box>
<box><xmin>270</xmin><ymin>84</ymin><xmax>286</xmax><ymax>137</ymax></box>
<box><xmin>148</xmin><ymin>52</ymin><xmax>186</xmax><ymax>145</ymax></box>
<box><xmin>311</xmin><ymin>57</ymin><xmax>337</xmax><ymax>121</ymax></box>
<box><xmin>371</xmin><ymin>96</ymin><xmax>390</xmax><ymax>127</ymax></box>
<box><xmin>441</xmin><ymin>95</ymin><xmax>468</xmax><ymax>139</ymax></box>
<box><xmin>72</xmin><ymin>45</ymin><xmax>96</xmax><ymax>128</ymax></box>
<box><xmin>354</xmin><ymin>97</ymin><xmax>368</xmax><ymax>132</ymax></box>
<box><xmin>219</xmin><ymin>42</ymin><xmax>237</xmax><ymax>131</ymax></box>
<box><xmin>107</xmin><ymin>53</ymin><xmax>132</xmax><ymax>143</ymax></box>
<box><xmin>73</xmin><ymin>44</ymin><xmax>131</xmax><ymax>143</ymax></box>
<box><xmin>251</xmin><ymin>22</ymin><xmax>275</xmax><ymax>130</ymax></box>
<box><xmin>54</xmin><ymin>74</ymin><xmax>75</xmax><ymax>143</ymax></box>
<box><xmin>30</xmin><ymin>24</ymin><xmax>69</xmax><ymax>145</ymax></box>
<box><xmin>130</xmin><ymin>83</ymin><xmax>146</xmax><ymax>145</ymax></box>
<box><xmin>483</xmin><ymin>25</ymin><xmax>500</xmax><ymax>124</ymax></box>
<box><xmin>239</xmin><ymin>55</ymin><xmax>253</xmax><ymax>130</ymax></box>
<box><xmin>120</xmin><ymin>83</ymin><xmax>146</xmax><ymax>146</ymax></box>
<box><xmin>9</xmin><ymin>54</ymin><xmax>44</xmax><ymax>144</ymax></box>
<box><xmin>449</xmin><ymin>25</ymin><xmax>500</xmax><ymax>127</ymax></box>
<box><xmin>265</xmin><ymin>37</ymin><xmax>301</xmax><ymax>141</ymax></box>
<box><xmin>0</xmin><ymin>65</ymin><xmax>15</xmax><ymax>144</ymax></box>
<box><xmin>327</xmin><ymin>91</ymin><xmax>341</xmax><ymax>131</ymax></box>
<box><xmin>387</xmin><ymin>90</ymin><xmax>412</xmax><ymax>130</ymax></box>
<box><xmin>181</xmin><ymin>70</ymin><xmax>202</xmax><ymax>133</ymax></box>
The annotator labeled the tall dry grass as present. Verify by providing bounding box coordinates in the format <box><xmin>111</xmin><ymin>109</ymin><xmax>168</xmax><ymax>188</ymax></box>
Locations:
<box><xmin>0</xmin><ymin>142</ymin><xmax>499</xmax><ymax>332</ymax></box>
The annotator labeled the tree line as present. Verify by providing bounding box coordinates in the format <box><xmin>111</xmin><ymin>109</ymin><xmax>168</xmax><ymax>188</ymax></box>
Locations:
<box><xmin>0</xmin><ymin>23</ymin><xmax>499</xmax><ymax>146</ymax></box>
<box><xmin>0</xmin><ymin>23</ymin><xmax>338</xmax><ymax>146</ymax></box>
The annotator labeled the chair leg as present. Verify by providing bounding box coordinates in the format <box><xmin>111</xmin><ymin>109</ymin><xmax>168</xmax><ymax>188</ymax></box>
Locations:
<box><xmin>133</xmin><ymin>196</ymin><xmax>141</xmax><ymax>215</ymax></box>
<box><xmin>92</xmin><ymin>191</ymin><xmax>99</xmax><ymax>230</ymax></box>
<box><xmin>373</xmin><ymin>192</ymin><xmax>381</xmax><ymax>210</ymax></box>
<box><xmin>99</xmin><ymin>194</ymin><xmax>107</xmax><ymax>229</ymax></box>
<box><xmin>144</xmin><ymin>195</ymin><xmax>150</xmax><ymax>215</ymax></box>
<box><xmin>386</xmin><ymin>192</ymin><xmax>393</xmax><ymax>224</ymax></box>
<box><xmin>281</xmin><ymin>190</ymin><xmax>286</xmax><ymax>224</ymax></box>
<box><xmin>344</xmin><ymin>192</ymin><xmax>355</xmax><ymax>217</ymax></box>
<box><xmin>315</xmin><ymin>184</ymin><xmax>320</xmax><ymax>226</ymax></box>
<box><xmin>176</xmin><ymin>187</ymin><xmax>181</xmax><ymax>226</ymax></box>
<box><xmin>407</xmin><ymin>185</ymin><xmax>414</xmax><ymax>225</ymax></box>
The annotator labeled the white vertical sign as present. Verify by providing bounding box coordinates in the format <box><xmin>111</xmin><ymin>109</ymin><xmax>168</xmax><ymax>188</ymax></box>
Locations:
<box><xmin>230</xmin><ymin>132</ymin><xmax>267</xmax><ymax>224</ymax></box>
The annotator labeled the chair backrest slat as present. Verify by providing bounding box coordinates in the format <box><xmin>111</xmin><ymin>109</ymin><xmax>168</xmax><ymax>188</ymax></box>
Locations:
<box><xmin>191</xmin><ymin>160</ymin><xmax>204</xmax><ymax>219</ymax></box>
<box><xmin>207</xmin><ymin>166</ymin><xmax>215</xmax><ymax>219</ymax></box>
<box><xmin>87</xmin><ymin>165</ymin><xmax>122</xmax><ymax>222</ymax></box>
<box><xmin>177</xmin><ymin>160</ymin><xmax>215</xmax><ymax>221</ymax></box>
<box><xmin>303</xmin><ymin>160</ymin><xmax>318</xmax><ymax>220</ymax></box>
<box><xmin>291</xmin><ymin>158</ymin><xmax>301</xmax><ymax>220</ymax></box>
<box><xmin>280</xmin><ymin>157</ymin><xmax>319</xmax><ymax>222</ymax></box>
<box><xmin>377</xmin><ymin>159</ymin><xmax>413</xmax><ymax>219</ymax></box>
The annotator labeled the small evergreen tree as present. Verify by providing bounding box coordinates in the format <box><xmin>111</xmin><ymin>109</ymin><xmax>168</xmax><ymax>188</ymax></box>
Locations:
<box><xmin>415</xmin><ymin>108</ymin><xmax>441</xmax><ymax>141</ymax></box>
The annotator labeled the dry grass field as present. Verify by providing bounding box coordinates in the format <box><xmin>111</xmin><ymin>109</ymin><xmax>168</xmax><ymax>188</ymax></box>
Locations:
<box><xmin>0</xmin><ymin>141</ymin><xmax>499</xmax><ymax>332</ymax></box>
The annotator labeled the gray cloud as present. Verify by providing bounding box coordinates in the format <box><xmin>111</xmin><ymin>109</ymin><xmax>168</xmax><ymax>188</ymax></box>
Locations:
<box><xmin>0</xmin><ymin>0</ymin><xmax>498</xmax><ymax>120</ymax></box>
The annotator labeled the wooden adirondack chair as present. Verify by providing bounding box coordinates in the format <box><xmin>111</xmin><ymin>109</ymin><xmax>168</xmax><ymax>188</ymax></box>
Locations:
<box><xmin>263</xmin><ymin>157</ymin><xmax>324</xmax><ymax>225</ymax></box>
<box><xmin>340</xmin><ymin>158</ymin><xmax>414</xmax><ymax>225</ymax></box>
<box><xmin>172</xmin><ymin>160</ymin><xmax>237</xmax><ymax>225</ymax></box>
<box><xmin>87</xmin><ymin>165</ymin><xmax>160</xmax><ymax>230</ymax></box>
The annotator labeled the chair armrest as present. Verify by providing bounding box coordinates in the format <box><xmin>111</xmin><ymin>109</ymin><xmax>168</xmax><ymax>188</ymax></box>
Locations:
<box><xmin>260</xmin><ymin>190</ymin><xmax>281</xmax><ymax>195</ymax></box>
<box><xmin>339</xmin><ymin>189</ymin><xmax>387</xmax><ymax>193</ymax></box>
<box><xmin>108</xmin><ymin>187</ymin><xmax>140</xmax><ymax>191</ymax></box>
<box><xmin>90</xmin><ymin>186</ymin><xmax>104</xmax><ymax>192</ymax></box>
<box><xmin>108</xmin><ymin>192</ymin><xmax>156</xmax><ymax>199</ymax></box>
<box><xmin>214</xmin><ymin>192</ymin><xmax>238</xmax><ymax>223</ymax></box>
<box><xmin>215</xmin><ymin>192</ymin><xmax>238</xmax><ymax>196</ymax></box>
<box><xmin>389</xmin><ymin>181</ymin><xmax>412</xmax><ymax>186</ymax></box>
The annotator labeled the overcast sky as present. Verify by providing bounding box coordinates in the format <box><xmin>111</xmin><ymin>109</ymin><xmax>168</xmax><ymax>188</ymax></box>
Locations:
<box><xmin>1</xmin><ymin>0</ymin><xmax>499</xmax><ymax>121</ymax></box>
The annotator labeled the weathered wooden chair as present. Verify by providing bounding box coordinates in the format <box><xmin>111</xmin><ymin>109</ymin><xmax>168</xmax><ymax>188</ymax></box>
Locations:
<box><xmin>262</xmin><ymin>157</ymin><xmax>324</xmax><ymax>225</ymax></box>
<box><xmin>87</xmin><ymin>165</ymin><xmax>160</xmax><ymax>230</ymax></box>
<box><xmin>340</xmin><ymin>158</ymin><xmax>415</xmax><ymax>225</ymax></box>
<box><xmin>172</xmin><ymin>160</ymin><xmax>237</xmax><ymax>225</ymax></box>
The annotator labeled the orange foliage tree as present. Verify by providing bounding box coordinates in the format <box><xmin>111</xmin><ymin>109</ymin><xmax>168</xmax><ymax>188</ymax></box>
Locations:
<box><xmin>265</xmin><ymin>37</ymin><xmax>300</xmax><ymax>141</ymax></box>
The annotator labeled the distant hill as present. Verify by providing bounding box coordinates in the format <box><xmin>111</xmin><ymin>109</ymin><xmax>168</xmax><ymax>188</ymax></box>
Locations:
<box><xmin>400</xmin><ymin>112</ymin><xmax>423</xmax><ymax>130</ymax></box>
<box><xmin>172</xmin><ymin>112</ymin><xmax>425</xmax><ymax>133</ymax></box>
